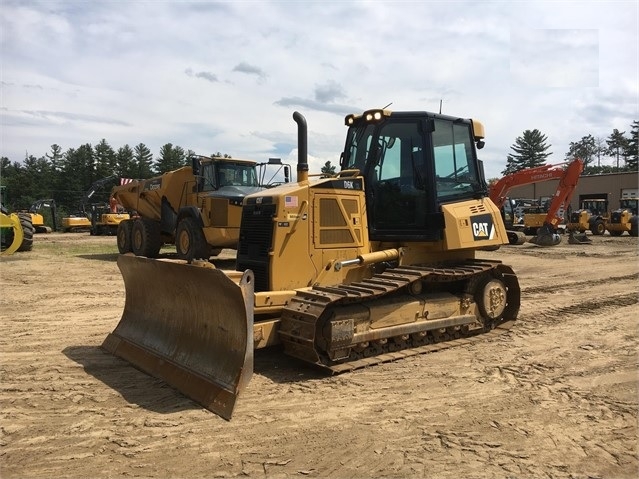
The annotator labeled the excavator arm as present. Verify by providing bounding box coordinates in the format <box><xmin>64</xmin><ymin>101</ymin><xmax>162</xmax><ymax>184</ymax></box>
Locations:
<box><xmin>489</xmin><ymin>158</ymin><xmax>585</xmax><ymax>246</ymax></box>
<box><xmin>538</xmin><ymin>158</ymin><xmax>583</xmax><ymax>228</ymax></box>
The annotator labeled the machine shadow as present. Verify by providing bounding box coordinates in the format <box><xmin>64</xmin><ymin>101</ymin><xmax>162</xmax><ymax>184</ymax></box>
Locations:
<box><xmin>76</xmin><ymin>253</ymin><xmax>119</xmax><ymax>262</ymax></box>
<box><xmin>63</xmin><ymin>344</ymin><xmax>326</xmax><ymax>414</ymax></box>
<box><xmin>63</xmin><ymin>345</ymin><xmax>200</xmax><ymax>413</ymax></box>
<box><xmin>253</xmin><ymin>346</ymin><xmax>328</xmax><ymax>383</ymax></box>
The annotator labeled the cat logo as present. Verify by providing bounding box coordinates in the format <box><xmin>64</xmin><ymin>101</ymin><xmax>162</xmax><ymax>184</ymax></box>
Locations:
<box><xmin>471</xmin><ymin>214</ymin><xmax>495</xmax><ymax>240</ymax></box>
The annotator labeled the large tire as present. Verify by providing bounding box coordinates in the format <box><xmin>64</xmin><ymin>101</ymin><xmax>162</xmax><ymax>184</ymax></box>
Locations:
<box><xmin>630</xmin><ymin>217</ymin><xmax>639</xmax><ymax>237</ymax></box>
<box><xmin>16</xmin><ymin>213</ymin><xmax>34</xmax><ymax>252</ymax></box>
<box><xmin>175</xmin><ymin>217</ymin><xmax>209</xmax><ymax>260</ymax></box>
<box><xmin>590</xmin><ymin>219</ymin><xmax>606</xmax><ymax>235</ymax></box>
<box><xmin>117</xmin><ymin>220</ymin><xmax>133</xmax><ymax>254</ymax></box>
<box><xmin>131</xmin><ymin>218</ymin><xmax>162</xmax><ymax>258</ymax></box>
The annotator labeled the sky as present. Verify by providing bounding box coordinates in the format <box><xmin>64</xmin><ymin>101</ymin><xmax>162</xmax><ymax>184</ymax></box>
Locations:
<box><xmin>1</xmin><ymin>0</ymin><xmax>637</xmax><ymax>180</ymax></box>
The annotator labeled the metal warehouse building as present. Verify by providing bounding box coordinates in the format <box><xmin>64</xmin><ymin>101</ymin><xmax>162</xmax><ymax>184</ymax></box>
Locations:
<box><xmin>504</xmin><ymin>171</ymin><xmax>638</xmax><ymax>212</ymax></box>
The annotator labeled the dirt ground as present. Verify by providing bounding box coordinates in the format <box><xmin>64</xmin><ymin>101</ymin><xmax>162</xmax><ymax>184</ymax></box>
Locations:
<box><xmin>1</xmin><ymin>231</ymin><xmax>638</xmax><ymax>479</ymax></box>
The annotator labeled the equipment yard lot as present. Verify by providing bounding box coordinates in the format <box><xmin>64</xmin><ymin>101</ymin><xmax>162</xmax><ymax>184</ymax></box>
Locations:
<box><xmin>1</xmin><ymin>233</ymin><xmax>637</xmax><ymax>479</ymax></box>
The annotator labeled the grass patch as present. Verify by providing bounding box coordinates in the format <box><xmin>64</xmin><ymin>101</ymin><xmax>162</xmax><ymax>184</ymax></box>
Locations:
<box><xmin>35</xmin><ymin>239</ymin><xmax>175</xmax><ymax>257</ymax></box>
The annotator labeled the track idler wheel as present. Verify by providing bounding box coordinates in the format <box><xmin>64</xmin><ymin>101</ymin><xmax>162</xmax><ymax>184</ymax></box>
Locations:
<box><xmin>475</xmin><ymin>276</ymin><xmax>508</xmax><ymax>330</ymax></box>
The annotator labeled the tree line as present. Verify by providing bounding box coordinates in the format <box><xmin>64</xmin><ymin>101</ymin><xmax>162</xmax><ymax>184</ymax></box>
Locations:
<box><xmin>0</xmin><ymin>140</ymin><xmax>231</xmax><ymax>216</ymax></box>
<box><xmin>1</xmin><ymin>120</ymin><xmax>637</xmax><ymax>218</ymax></box>
<box><xmin>502</xmin><ymin>120</ymin><xmax>638</xmax><ymax>175</ymax></box>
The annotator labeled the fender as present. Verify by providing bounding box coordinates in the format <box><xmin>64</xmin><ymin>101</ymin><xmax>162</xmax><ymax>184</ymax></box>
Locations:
<box><xmin>177</xmin><ymin>205</ymin><xmax>204</xmax><ymax>228</ymax></box>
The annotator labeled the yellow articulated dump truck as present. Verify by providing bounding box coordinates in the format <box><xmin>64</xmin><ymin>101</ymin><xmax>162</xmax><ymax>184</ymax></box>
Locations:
<box><xmin>102</xmin><ymin>109</ymin><xmax>521</xmax><ymax>420</ymax></box>
<box><xmin>111</xmin><ymin>156</ymin><xmax>264</xmax><ymax>259</ymax></box>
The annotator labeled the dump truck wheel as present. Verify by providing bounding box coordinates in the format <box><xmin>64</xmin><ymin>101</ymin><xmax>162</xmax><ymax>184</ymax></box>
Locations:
<box><xmin>176</xmin><ymin>217</ymin><xmax>209</xmax><ymax>260</ymax></box>
<box><xmin>131</xmin><ymin>218</ymin><xmax>162</xmax><ymax>258</ymax></box>
<box><xmin>117</xmin><ymin>220</ymin><xmax>133</xmax><ymax>253</ymax></box>
<box><xmin>16</xmin><ymin>213</ymin><xmax>34</xmax><ymax>252</ymax></box>
<box><xmin>590</xmin><ymin>219</ymin><xmax>605</xmax><ymax>235</ymax></box>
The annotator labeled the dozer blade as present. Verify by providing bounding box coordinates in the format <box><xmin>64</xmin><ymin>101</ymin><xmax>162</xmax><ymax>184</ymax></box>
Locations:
<box><xmin>102</xmin><ymin>255</ymin><xmax>254</xmax><ymax>420</ymax></box>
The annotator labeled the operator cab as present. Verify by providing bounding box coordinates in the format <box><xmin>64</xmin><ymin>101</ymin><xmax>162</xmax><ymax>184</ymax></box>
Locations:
<box><xmin>340</xmin><ymin>109</ymin><xmax>487</xmax><ymax>241</ymax></box>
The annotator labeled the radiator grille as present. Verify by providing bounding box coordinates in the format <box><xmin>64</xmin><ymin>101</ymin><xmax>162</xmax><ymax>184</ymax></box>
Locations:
<box><xmin>236</xmin><ymin>203</ymin><xmax>276</xmax><ymax>292</ymax></box>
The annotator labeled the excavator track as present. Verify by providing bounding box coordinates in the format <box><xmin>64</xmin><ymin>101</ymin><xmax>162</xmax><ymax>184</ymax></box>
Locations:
<box><xmin>279</xmin><ymin>259</ymin><xmax>520</xmax><ymax>373</ymax></box>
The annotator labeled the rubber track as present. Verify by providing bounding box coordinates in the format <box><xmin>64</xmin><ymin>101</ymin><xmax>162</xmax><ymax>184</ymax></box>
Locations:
<box><xmin>280</xmin><ymin>259</ymin><xmax>514</xmax><ymax>374</ymax></box>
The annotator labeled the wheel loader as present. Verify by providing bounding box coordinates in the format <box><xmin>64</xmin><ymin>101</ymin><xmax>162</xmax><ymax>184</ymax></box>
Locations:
<box><xmin>112</xmin><ymin>155</ymin><xmax>263</xmax><ymax>259</ymax></box>
<box><xmin>566</xmin><ymin>198</ymin><xmax>609</xmax><ymax>236</ymax></box>
<box><xmin>102</xmin><ymin>109</ymin><xmax>521</xmax><ymax>420</ymax></box>
<box><xmin>606</xmin><ymin>198</ymin><xmax>639</xmax><ymax>237</ymax></box>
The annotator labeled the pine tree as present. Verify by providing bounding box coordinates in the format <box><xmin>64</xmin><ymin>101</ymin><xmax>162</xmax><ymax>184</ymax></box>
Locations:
<box><xmin>94</xmin><ymin>139</ymin><xmax>116</xmax><ymax>180</ymax></box>
<box><xmin>134</xmin><ymin>143</ymin><xmax>154</xmax><ymax>179</ymax></box>
<box><xmin>606</xmin><ymin>129</ymin><xmax>628</xmax><ymax>169</ymax></box>
<box><xmin>116</xmin><ymin>145</ymin><xmax>136</xmax><ymax>179</ymax></box>
<box><xmin>625</xmin><ymin>121</ymin><xmax>638</xmax><ymax>171</ymax></box>
<box><xmin>155</xmin><ymin>143</ymin><xmax>186</xmax><ymax>174</ymax></box>
<box><xmin>320</xmin><ymin>161</ymin><xmax>336</xmax><ymax>176</ymax></box>
<box><xmin>502</xmin><ymin>129</ymin><xmax>552</xmax><ymax>175</ymax></box>
<box><xmin>565</xmin><ymin>135</ymin><xmax>597</xmax><ymax>167</ymax></box>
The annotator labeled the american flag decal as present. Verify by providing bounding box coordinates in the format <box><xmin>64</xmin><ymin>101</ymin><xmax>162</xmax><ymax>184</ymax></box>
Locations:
<box><xmin>285</xmin><ymin>196</ymin><xmax>298</xmax><ymax>208</ymax></box>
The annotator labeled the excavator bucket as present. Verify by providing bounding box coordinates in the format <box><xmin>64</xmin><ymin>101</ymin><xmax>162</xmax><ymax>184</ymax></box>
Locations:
<box><xmin>528</xmin><ymin>224</ymin><xmax>562</xmax><ymax>247</ymax></box>
<box><xmin>568</xmin><ymin>230</ymin><xmax>592</xmax><ymax>244</ymax></box>
<box><xmin>102</xmin><ymin>255</ymin><xmax>254</xmax><ymax>420</ymax></box>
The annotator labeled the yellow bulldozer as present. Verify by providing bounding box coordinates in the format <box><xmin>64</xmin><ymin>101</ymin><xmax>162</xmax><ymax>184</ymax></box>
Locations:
<box><xmin>102</xmin><ymin>109</ymin><xmax>521</xmax><ymax>420</ymax></box>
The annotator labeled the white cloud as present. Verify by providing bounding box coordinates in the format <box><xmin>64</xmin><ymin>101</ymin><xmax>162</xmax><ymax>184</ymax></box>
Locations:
<box><xmin>0</xmin><ymin>0</ymin><xmax>636</xmax><ymax>179</ymax></box>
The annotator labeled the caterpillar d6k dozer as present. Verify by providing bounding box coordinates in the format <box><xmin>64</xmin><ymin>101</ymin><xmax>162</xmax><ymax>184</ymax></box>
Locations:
<box><xmin>102</xmin><ymin>109</ymin><xmax>521</xmax><ymax>420</ymax></box>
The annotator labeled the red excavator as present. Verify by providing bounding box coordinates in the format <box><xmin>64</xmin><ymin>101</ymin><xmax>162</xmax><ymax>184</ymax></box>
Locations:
<box><xmin>489</xmin><ymin>158</ymin><xmax>588</xmax><ymax>246</ymax></box>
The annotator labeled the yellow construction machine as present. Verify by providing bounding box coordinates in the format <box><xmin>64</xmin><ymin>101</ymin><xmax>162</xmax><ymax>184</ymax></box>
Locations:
<box><xmin>607</xmin><ymin>198</ymin><xmax>639</xmax><ymax>236</ymax></box>
<box><xmin>1</xmin><ymin>208</ymin><xmax>34</xmax><ymax>255</ymax></box>
<box><xmin>111</xmin><ymin>155</ymin><xmax>264</xmax><ymax>259</ymax></box>
<box><xmin>1</xmin><ymin>187</ymin><xmax>35</xmax><ymax>255</ymax></box>
<box><xmin>566</xmin><ymin>198</ymin><xmax>609</xmax><ymax>236</ymax></box>
<box><xmin>26</xmin><ymin>199</ymin><xmax>58</xmax><ymax>233</ymax></box>
<box><xmin>102</xmin><ymin>109</ymin><xmax>521</xmax><ymax>420</ymax></box>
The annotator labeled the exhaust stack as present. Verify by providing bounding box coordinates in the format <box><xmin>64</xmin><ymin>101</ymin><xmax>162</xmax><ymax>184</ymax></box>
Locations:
<box><xmin>293</xmin><ymin>111</ymin><xmax>308</xmax><ymax>182</ymax></box>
